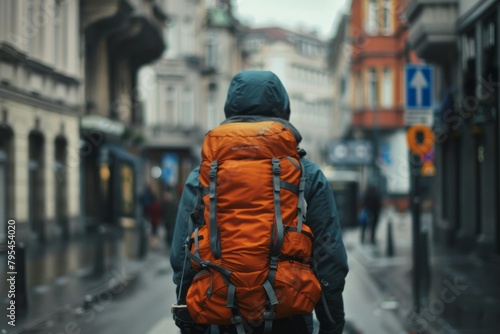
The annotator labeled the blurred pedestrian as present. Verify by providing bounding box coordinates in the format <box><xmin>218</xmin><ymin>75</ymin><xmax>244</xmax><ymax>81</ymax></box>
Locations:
<box><xmin>148</xmin><ymin>195</ymin><xmax>162</xmax><ymax>248</ymax></box>
<box><xmin>358</xmin><ymin>206</ymin><xmax>369</xmax><ymax>244</ymax></box>
<box><xmin>162</xmin><ymin>187</ymin><xmax>179</xmax><ymax>249</ymax></box>
<box><xmin>362</xmin><ymin>184</ymin><xmax>383</xmax><ymax>245</ymax></box>
<box><xmin>139</xmin><ymin>184</ymin><xmax>154</xmax><ymax>222</ymax></box>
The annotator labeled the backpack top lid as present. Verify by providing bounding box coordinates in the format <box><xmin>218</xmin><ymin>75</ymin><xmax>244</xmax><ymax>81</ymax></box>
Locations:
<box><xmin>224</xmin><ymin>71</ymin><xmax>291</xmax><ymax>121</ymax></box>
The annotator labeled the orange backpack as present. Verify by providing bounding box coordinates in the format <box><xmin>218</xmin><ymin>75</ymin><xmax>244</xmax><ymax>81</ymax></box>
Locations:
<box><xmin>185</xmin><ymin>117</ymin><xmax>321</xmax><ymax>332</ymax></box>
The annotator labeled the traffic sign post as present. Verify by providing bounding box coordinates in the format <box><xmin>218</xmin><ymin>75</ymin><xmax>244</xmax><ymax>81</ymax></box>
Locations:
<box><xmin>406</xmin><ymin>124</ymin><xmax>435</xmax><ymax>316</ymax></box>
<box><xmin>405</xmin><ymin>64</ymin><xmax>434</xmax><ymax>126</ymax></box>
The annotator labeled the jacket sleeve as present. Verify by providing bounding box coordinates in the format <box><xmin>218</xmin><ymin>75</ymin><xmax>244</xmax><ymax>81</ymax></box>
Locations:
<box><xmin>169</xmin><ymin>167</ymin><xmax>201</xmax><ymax>302</ymax></box>
<box><xmin>302</xmin><ymin>159</ymin><xmax>349</xmax><ymax>334</ymax></box>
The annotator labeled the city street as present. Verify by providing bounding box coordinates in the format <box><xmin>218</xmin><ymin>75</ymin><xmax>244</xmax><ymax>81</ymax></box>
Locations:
<box><xmin>12</xmin><ymin>224</ymin><xmax>408</xmax><ymax>334</ymax></box>
<box><xmin>1</xmin><ymin>0</ymin><xmax>499</xmax><ymax>333</ymax></box>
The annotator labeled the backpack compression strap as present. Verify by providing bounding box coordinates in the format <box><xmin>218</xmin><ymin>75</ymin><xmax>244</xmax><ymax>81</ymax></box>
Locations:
<box><xmin>297</xmin><ymin>161</ymin><xmax>307</xmax><ymax>232</ymax></box>
<box><xmin>262</xmin><ymin>158</ymin><xmax>286</xmax><ymax>333</ymax></box>
<box><xmin>208</xmin><ymin>161</ymin><xmax>221</xmax><ymax>259</ymax></box>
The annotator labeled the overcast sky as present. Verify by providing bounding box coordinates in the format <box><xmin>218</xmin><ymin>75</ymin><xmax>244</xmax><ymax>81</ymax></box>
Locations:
<box><xmin>233</xmin><ymin>0</ymin><xmax>350</xmax><ymax>39</ymax></box>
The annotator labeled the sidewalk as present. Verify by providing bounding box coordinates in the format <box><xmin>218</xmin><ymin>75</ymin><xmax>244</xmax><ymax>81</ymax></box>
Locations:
<box><xmin>0</xmin><ymin>226</ymin><xmax>147</xmax><ymax>333</ymax></box>
<box><xmin>343</xmin><ymin>207</ymin><xmax>500</xmax><ymax>334</ymax></box>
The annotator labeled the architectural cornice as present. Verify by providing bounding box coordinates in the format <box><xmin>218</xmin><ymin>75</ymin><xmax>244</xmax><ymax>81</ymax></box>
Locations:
<box><xmin>0</xmin><ymin>86</ymin><xmax>81</xmax><ymax>115</ymax></box>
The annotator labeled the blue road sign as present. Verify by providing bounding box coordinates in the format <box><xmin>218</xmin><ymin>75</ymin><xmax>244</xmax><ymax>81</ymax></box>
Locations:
<box><xmin>405</xmin><ymin>65</ymin><xmax>433</xmax><ymax>110</ymax></box>
<box><xmin>161</xmin><ymin>153</ymin><xmax>179</xmax><ymax>186</ymax></box>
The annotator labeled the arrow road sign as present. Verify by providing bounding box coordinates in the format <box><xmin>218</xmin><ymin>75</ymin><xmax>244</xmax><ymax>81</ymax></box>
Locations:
<box><xmin>405</xmin><ymin>65</ymin><xmax>433</xmax><ymax>110</ymax></box>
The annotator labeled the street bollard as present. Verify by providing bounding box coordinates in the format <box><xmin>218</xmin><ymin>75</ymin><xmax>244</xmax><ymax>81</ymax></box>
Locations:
<box><xmin>419</xmin><ymin>228</ymin><xmax>431</xmax><ymax>302</ymax></box>
<box><xmin>386</xmin><ymin>219</ymin><xmax>395</xmax><ymax>257</ymax></box>
<box><xmin>137</xmin><ymin>219</ymin><xmax>148</xmax><ymax>259</ymax></box>
<box><xmin>93</xmin><ymin>226</ymin><xmax>106</xmax><ymax>276</ymax></box>
<box><xmin>16</xmin><ymin>243</ymin><xmax>28</xmax><ymax>311</ymax></box>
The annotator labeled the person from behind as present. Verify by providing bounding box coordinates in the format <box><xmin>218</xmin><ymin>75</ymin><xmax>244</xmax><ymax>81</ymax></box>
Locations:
<box><xmin>170</xmin><ymin>71</ymin><xmax>349</xmax><ymax>334</ymax></box>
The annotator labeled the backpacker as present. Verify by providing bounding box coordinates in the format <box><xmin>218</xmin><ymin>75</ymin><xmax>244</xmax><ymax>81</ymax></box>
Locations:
<box><xmin>184</xmin><ymin>117</ymin><xmax>322</xmax><ymax>332</ymax></box>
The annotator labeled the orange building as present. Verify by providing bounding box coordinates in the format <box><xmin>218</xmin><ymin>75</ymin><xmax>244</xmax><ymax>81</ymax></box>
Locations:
<box><xmin>349</xmin><ymin>0</ymin><xmax>418</xmax><ymax>207</ymax></box>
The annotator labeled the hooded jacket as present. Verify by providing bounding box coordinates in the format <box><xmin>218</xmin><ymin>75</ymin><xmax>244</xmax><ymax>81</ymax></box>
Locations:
<box><xmin>170</xmin><ymin>71</ymin><xmax>348</xmax><ymax>334</ymax></box>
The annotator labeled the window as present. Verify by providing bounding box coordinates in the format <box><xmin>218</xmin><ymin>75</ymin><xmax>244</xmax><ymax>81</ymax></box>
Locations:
<box><xmin>27</xmin><ymin>0</ymin><xmax>36</xmax><ymax>54</ymax></box>
<box><xmin>54</xmin><ymin>1</ymin><xmax>68</xmax><ymax>70</ymax></box>
<box><xmin>182</xmin><ymin>87</ymin><xmax>194</xmax><ymax>127</ymax></box>
<box><xmin>381</xmin><ymin>0</ymin><xmax>392</xmax><ymax>33</ymax></box>
<box><xmin>247</xmin><ymin>39</ymin><xmax>261</xmax><ymax>52</ymax></box>
<box><xmin>206</xmin><ymin>33</ymin><xmax>218</xmax><ymax>68</ymax></box>
<box><xmin>355</xmin><ymin>72</ymin><xmax>362</xmax><ymax>109</ymax></box>
<box><xmin>366</xmin><ymin>0</ymin><xmax>379</xmax><ymax>34</ymax></box>
<box><xmin>166</xmin><ymin>18</ymin><xmax>179</xmax><ymax>58</ymax></box>
<box><xmin>166</xmin><ymin>86</ymin><xmax>177</xmax><ymax>125</ymax></box>
<box><xmin>207</xmin><ymin>90</ymin><xmax>217</xmax><ymax>129</ymax></box>
<box><xmin>381</xmin><ymin>67</ymin><xmax>393</xmax><ymax>107</ymax></box>
<box><xmin>367</xmin><ymin>68</ymin><xmax>378</xmax><ymax>108</ymax></box>
<box><xmin>181</xmin><ymin>17</ymin><xmax>194</xmax><ymax>55</ymax></box>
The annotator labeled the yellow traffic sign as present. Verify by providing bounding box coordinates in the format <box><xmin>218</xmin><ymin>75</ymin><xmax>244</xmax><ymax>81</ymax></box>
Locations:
<box><xmin>406</xmin><ymin>125</ymin><xmax>434</xmax><ymax>155</ymax></box>
<box><xmin>421</xmin><ymin>161</ymin><xmax>436</xmax><ymax>176</ymax></box>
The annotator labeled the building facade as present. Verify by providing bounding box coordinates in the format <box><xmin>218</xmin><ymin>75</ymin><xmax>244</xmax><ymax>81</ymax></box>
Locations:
<box><xmin>329</xmin><ymin>14</ymin><xmax>353</xmax><ymax>141</ymax></box>
<box><xmin>140</xmin><ymin>0</ymin><xmax>243</xmax><ymax>194</ymax></box>
<box><xmin>81</xmin><ymin>0</ymin><xmax>166</xmax><ymax>230</ymax></box>
<box><xmin>0</xmin><ymin>0</ymin><xmax>82</xmax><ymax>243</ymax></box>
<box><xmin>407</xmin><ymin>0</ymin><xmax>500</xmax><ymax>256</ymax></box>
<box><xmin>350</xmin><ymin>0</ymin><xmax>415</xmax><ymax>205</ymax></box>
<box><xmin>241</xmin><ymin>27</ymin><xmax>333</xmax><ymax>165</ymax></box>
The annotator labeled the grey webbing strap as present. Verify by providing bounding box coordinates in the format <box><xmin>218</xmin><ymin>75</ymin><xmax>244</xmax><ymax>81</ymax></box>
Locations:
<box><xmin>209</xmin><ymin>161</ymin><xmax>221</xmax><ymax>259</ymax></box>
<box><xmin>185</xmin><ymin>246</ymin><xmax>233</xmax><ymax>284</ymax></box>
<box><xmin>262</xmin><ymin>280</ymin><xmax>277</xmax><ymax>334</ymax></box>
<box><xmin>202</xmin><ymin>186</ymin><xmax>209</xmax><ymax>197</ymax></box>
<box><xmin>227</xmin><ymin>284</ymin><xmax>246</xmax><ymax>334</ymax></box>
<box><xmin>280</xmin><ymin>180</ymin><xmax>299</xmax><ymax>194</ymax></box>
<box><xmin>263</xmin><ymin>280</ymin><xmax>278</xmax><ymax>305</ymax></box>
<box><xmin>226</xmin><ymin>283</ymin><xmax>237</xmax><ymax>308</ymax></box>
<box><xmin>263</xmin><ymin>159</ymin><xmax>283</xmax><ymax>334</ymax></box>
<box><xmin>194</xmin><ymin>228</ymin><xmax>200</xmax><ymax>257</ymax></box>
<box><xmin>297</xmin><ymin>161</ymin><xmax>307</xmax><ymax>233</ymax></box>
<box><xmin>270</xmin><ymin>158</ymin><xmax>284</xmax><ymax>256</ymax></box>
<box><xmin>286</xmin><ymin>156</ymin><xmax>301</xmax><ymax>169</ymax></box>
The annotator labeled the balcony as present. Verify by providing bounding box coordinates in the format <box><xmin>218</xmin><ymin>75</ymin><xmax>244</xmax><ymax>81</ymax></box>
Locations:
<box><xmin>406</xmin><ymin>0</ymin><xmax>459</xmax><ymax>61</ymax></box>
<box><xmin>352</xmin><ymin>107</ymin><xmax>405</xmax><ymax>130</ymax></box>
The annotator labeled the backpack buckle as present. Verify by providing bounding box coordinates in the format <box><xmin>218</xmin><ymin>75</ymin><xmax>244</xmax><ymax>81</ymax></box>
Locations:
<box><xmin>263</xmin><ymin>310</ymin><xmax>276</xmax><ymax>320</ymax></box>
<box><xmin>231</xmin><ymin>314</ymin><xmax>243</xmax><ymax>325</ymax></box>
<box><xmin>269</xmin><ymin>257</ymin><xmax>278</xmax><ymax>270</ymax></box>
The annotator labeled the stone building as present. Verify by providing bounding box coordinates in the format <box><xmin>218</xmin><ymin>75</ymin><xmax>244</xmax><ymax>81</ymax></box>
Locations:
<box><xmin>329</xmin><ymin>14</ymin><xmax>353</xmax><ymax>141</ymax></box>
<box><xmin>0</xmin><ymin>0</ymin><xmax>82</xmax><ymax>242</ymax></box>
<box><xmin>80</xmin><ymin>0</ymin><xmax>166</xmax><ymax>230</ymax></box>
<box><xmin>241</xmin><ymin>27</ymin><xmax>333</xmax><ymax>165</ymax></box>
<box><xmin>140</xmin><ymin>0</ymin><xmax>243</xmax><ymax>192</ymax></box>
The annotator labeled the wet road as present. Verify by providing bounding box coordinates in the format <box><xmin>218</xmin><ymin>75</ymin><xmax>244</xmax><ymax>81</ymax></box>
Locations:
<box><xmin>18</xmin><ymin>229</ymin><xmax>409</xmax><ymax>334</ymax></box>
<box><xmin>22</xmin><ymin>250</ymin><xmax>178</xmax><ymax>334</ymax></box>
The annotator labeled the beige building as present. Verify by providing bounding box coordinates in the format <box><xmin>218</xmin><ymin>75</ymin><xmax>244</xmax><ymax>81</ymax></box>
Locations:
<box><xmin>0</xmin><ymin>0</ymin><xmax>82</xmax><ymax>243</ymax></box>
<box><xmin>329</xmin><ymin>14</ymin><xmax>353</xmax><ymax>140</ymax></box>
<box><xmin>242</xmin><ymin>27</ymin><xmax>334</xmax><ymax>164</ymax></box>
<box><xmin>141</xmin><ymin>0</ymin><xmax>243</xmax><ymax>189</ymax></box>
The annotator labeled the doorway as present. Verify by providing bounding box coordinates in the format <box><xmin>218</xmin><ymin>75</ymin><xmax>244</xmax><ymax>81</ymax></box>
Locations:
<box><xmin>0</xmin><ymin>126</ymin><xmax>13</xmax><ymax>244</ymax></box>
<box><xmin>29</xmin><ymin>131</ymin><xmax>45</xmax><ymax>241</ymax></box>
<box><xmin>55</xmin><ymin>136</ymin><xmax>68</xmax><ymax>237</ymax></box>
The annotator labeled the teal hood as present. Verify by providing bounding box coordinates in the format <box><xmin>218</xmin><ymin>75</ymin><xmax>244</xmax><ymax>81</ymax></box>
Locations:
<box><xmin>224</xmin><ymin>71</ymin><xmax>291</xmax><ymax>120</ymax></box>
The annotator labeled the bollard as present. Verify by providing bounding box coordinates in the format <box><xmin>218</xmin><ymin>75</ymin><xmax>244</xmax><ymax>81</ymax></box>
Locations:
<box><xmin>386</xmin><ymin>219</ymin><xmax>394</xmax><ymax>257</ymax></box>
<box><xmin>16</xmin><ymin>243</ymin><xmax>28</xmax><ymax>311</ymax></box>
<box><xmin>93</xmin><ymin>226</ymin><xmax>106</xmax><ymax>276</ymax></box>
<box><xmin>419</xmin><ymin>228</ymin><xmax>431</xmax><ymax>302</ymax></box>
<box><xmin>137</xmin><ymin>219</ymin><xmax>148</xmax><ymax>259</ymax></box>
